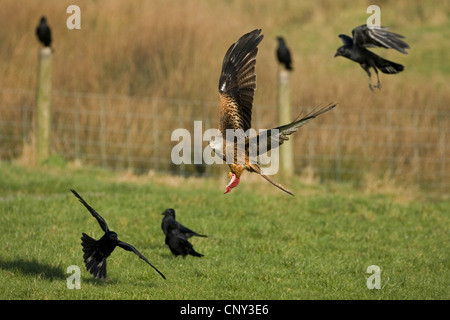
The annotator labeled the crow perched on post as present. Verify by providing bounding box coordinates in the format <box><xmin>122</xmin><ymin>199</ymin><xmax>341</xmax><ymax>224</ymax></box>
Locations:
<box><xmin>36</xmin><ymin>16</ymin><xmax>52</xmax><ymax>48</ymax></box>
<box><xmin>71</xmin><ymin>189</ymin><xmax>166</xmax><ymax>280</ymax></box>
<box><xmin>334</xmin><ymin>24</ymin><xmax>410</xmax><ymax>91</ymax></box>
<box><xmin>276</xmin><ymin>36</ymin><xmax>293</xmax><ymax>71</ymax></box>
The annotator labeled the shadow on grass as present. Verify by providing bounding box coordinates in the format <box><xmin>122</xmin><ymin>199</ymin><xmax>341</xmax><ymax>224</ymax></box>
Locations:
<box><xmin>0</xmin><ymin>258</ymin><xmax>120</xmax><ymax>285</ymax></box>
<box><xmin>0</xmin><ymin>257</ymin><xmax>65</xmax><ymax>280</ymax></box>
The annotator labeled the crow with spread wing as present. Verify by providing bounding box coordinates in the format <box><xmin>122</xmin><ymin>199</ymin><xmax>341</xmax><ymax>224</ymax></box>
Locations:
<box><xmin>334</xmin><ymin>24</ymin><xmax>410</xmax><ymax>91</ymax></box>
<box><xmin>71</xmin><ymin>189</ymin><xmax>166</xmax><ymax>280</ymax></box>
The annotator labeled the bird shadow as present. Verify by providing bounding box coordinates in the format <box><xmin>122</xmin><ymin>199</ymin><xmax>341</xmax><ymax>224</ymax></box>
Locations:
<box><xmin>0</xmin><ymin>257</ymin><xmax>66</xmax><ymax>280</ymax></box>
<box><xmin>0</xmin><ymin>257</ymin><xmax>158</xmax><ymax>286</ymax></box>
<box><xmin>83</xmin><ymin>277</ymin><xmax>117</xmax><ymax>286</ymax></box>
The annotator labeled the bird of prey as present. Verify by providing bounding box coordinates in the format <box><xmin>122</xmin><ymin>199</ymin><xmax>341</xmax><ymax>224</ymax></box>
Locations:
<box><xmin>211</xmin><ymin>29</ymin><xmax>336</xmax><ymax>195</ymax></box>
<box><xmin>36</xmin><ymin>16</ymin><xmax>52</xmax><ymax>48</ymax></box>
<box><xmin>71</xmin><ymin>189</ymin><xmax>166</xmax><ymax>280</ymax></box>
<box><xmin>161</xmin><ymin>208</ymin><xmax>207</xmax><ymax>239</ymax></box>
<box><xmin>334</xmin><ymin>24</ymin><xmax>410</xmax><ymax>91</ymax></box>
<box><xmin>161</xmin><ymin>209</ymin><xmax>205</xmax><ymax>258</ymax></box>
<box><xmin>276</xmin><ymin>36</ymin><xmax>293</xmax><ymax>71</ymax></box>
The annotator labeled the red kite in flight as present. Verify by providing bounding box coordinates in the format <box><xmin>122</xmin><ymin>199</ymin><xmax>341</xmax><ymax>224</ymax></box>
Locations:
<box><xmin>212</xmin><ymin>29</ymin><xmax>336</xmax><ymax>195</ymax></box>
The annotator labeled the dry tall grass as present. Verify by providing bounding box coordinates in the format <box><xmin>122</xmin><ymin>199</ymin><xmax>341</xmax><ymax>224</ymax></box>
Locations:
<box><xmin>0</xmin><ymin>0</ymin><xmax>449</xmax><ymax>191</ymax></box>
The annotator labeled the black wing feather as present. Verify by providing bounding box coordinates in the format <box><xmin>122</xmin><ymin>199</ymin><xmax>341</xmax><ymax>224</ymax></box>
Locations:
<box><xmin>71</xmin><ymin>189</ymin><xmax>109</xmax><ymax>233</ymax></box>
<box><xmin>338</xmin><ymin>34</ymin><xmax>354</xmax><ymax>46</ymax></box>
<box><xmin>117</xmin><ymin>240</ymin><xmax>166</xmax><ymax>280</ymax></box>
<box><xmin>352</xmin><ymin>25</ymin><xmax>410</xmax><ymax>54</ymax></box>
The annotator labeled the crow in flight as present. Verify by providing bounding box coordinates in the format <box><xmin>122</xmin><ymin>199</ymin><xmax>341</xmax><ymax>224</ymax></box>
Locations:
<box><xmin>36</xmin><ymin>16</ymin><xmax>52</xmax><ymax>48</ymax></box>
<box><xmin>161</xmin><ymin>209</ymin><xmax>205</xmax><ymax>258</ymax></box>
<box><xmin>71</xmin><ymin>189</ymin><xmax>166</xmax><ymax>280</ymax></box>
<box><xmin>276</xmin><ymin>36</ymin><xmax>293</xmax><ymax>71</ymax></box>
<box><xmin>334</xmin><ymin>24</ymin><xmax>410</xmax><ymax>91</ymax></box>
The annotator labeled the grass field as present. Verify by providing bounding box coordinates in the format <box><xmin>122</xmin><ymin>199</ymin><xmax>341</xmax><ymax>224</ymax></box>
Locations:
<box><xmin>0</xmin><ymin>160</ymin><xmax>448</xmax><ymax>300</ymax></box>
<box><xmin>0</xmin><ymin>1</ymin><xmax>449</xmax><ymax>301</ymax></box>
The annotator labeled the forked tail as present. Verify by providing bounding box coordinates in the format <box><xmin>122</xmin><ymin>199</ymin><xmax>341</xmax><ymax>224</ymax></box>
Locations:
<box><xmin>250</xmin><ymin>164</ymin><xmax>294</xmax><ymax>196</ymax></box>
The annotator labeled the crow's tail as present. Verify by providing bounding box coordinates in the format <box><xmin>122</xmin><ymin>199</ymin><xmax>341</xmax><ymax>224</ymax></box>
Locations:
<box><xmin>193</xmin><ymin>233</ymin><xmax>208</xmax><ymax>238</ymax></box>
<box><xmin>374</xmin><ymin>55</ymin><xmax>404</xmax><ymax>74</ymax></box>
<box><xmin>189</xmin><ymin>249</ymin><xmax>204</xmax><ymax>258</ymax></box>
<box><xmin>81</xmin><ymin>233</ymin><xmax>107</xmax><ymax>279</ymax></box>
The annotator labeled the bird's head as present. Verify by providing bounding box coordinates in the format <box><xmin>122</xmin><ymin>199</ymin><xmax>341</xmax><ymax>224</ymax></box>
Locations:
<box><xmin>162</xmin><ymin>208</ymin><xmax>175</xmax><ymax>218</ymax></box>
<box><xmin>334</xmin><ymin>46</ymin><xmax>350</xmax><ymax>58</ymax></box>
<box><xmin>276</xmin><ymin>36</ymin><xmax>285</xmax><ymax>43</ymax></box>
<box><xmin>106</xmin><ymin>231</ymin><xmax>118</xmax><ymax>241</ymax></box>
<box><xmin>224</xmin><ymin>172</ymin><xmax>240</xmax><ymax>194</ymax></box>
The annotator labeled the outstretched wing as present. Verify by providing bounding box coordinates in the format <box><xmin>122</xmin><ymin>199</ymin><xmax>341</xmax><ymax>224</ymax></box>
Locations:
<box><xmin>71</xmin><ymin>189</ymin><xmax>109</xmax><ymax>233</ymax></box>
<box><xmin>251</xmin><ymin>104</ymin><xmax>337</xmax><ymax>152</ymax></box>
<box><xmin>352</xmin><ymin>25</ymin><xmax>410</xmax><ymax>54</ymax></box>
<box><xmin>117</xmin><ymin>240</ymin><xmax>166</xmax><ymax>280</ymax></box>
<box><xmin>338</xmin><ymin>34</ymin><xmax>354</xmax><ymax>46</ymax></box>
<box><xmin>218</xmin><ymin>29</ymin><xmax>264</xmax><ymax>134</ymax></box>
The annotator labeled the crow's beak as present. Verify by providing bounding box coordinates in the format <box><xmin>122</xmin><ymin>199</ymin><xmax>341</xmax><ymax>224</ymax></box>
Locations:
<box><xmin>334</xmin><ymin>52</ymin><xmax>340</xmax><ymax>58</ymax></box>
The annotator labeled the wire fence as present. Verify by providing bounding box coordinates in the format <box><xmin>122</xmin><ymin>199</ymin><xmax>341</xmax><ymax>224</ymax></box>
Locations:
<box><xmin>0</xmin><ymin>88</ymin><xmax>449</xmax><ymax>192</ymax></box>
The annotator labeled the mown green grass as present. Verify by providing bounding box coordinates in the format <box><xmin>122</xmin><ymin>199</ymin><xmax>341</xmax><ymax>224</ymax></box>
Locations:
<box><xmin>0</xmin><ymin>161</ymin><xmax>448</xmax><ymax>299</ymax></box>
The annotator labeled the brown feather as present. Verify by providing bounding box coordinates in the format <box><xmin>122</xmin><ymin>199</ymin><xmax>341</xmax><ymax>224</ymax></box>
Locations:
<box><xmin>218</xmin><ymin>29</ymin><xmax>263</xmax><ymax>134</ymax></box>
<box><xmin>216</xmin><ymin>29</ymin><xmax>336</xmax><ymax>196</ymax></box>
<box><xmin>249</xmin><ymin>164</ymin><xmax>294</xmax><ymax>196</ymax></box>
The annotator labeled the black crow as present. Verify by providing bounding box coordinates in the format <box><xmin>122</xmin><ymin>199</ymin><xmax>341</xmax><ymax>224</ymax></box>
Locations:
<box><xmin>161</xmin><ymin>209</ymin><xmax>205</xmax><ymax>258</ymax></box>
<box><xmin>165</xmin><ymin>227</ymin><xmax>204</xmax><ymax>258</ymax></box>
<box><xmin>71</xmin><ymin>189</ymin><xmax>166</xmax><ymax>280</ymax></box>
<box><xmin>276</xmin><ymin>36</ymin><xmax>293</xmax><ymax>71</ymax></box>
<box><xmin>334</xmin><ymin>24</ymin><xmax>410</xmax><ymax>91</ymax></box>
<box><xmin>161</xmin><ymin>208</ymin><xmax>207</xmax><ymax>239</ymax></box>
<box><xmin>36</xmin><ymin>16</ymin><xmax>52</xmax><ymax>48</ymax></box>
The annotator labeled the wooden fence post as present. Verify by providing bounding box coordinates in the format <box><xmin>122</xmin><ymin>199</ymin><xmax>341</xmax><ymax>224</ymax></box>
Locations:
<box><xmin>277</xmin><ymin>67</ymin><xmax>294</xmax><ymax>176</ymax></box>
<box><xmin>36</xmin><ymin>47</ymin><xmax>52</xmax><ymax>164</ymax></box>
